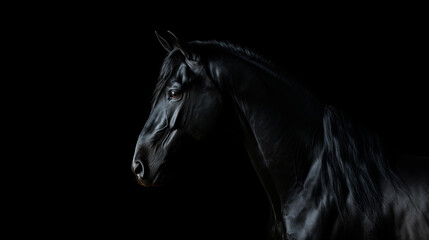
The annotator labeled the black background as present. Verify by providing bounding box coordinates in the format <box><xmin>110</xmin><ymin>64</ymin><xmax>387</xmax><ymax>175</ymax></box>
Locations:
<box><xmin>14</xmin><ymin>4</ymin><xmax>428</xmax><ymax>239</ymax></box>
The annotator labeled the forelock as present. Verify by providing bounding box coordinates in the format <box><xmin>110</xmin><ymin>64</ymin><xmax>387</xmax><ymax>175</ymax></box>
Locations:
<box><xmin>151</xmin><ymin>50</ymin><xmax>185</xmax><ymax>107</ymax></box>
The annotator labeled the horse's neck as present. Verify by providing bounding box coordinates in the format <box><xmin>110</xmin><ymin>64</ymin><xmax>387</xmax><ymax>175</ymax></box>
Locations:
<box><xmin>211</xmin><ymin>55</ymin><xmax>323</xmax><ymax>189</ymax></box>
<box><xmin>209</xmin><ymin>55</ymin><xmax>324</xmax><ymax>230</ymax></box>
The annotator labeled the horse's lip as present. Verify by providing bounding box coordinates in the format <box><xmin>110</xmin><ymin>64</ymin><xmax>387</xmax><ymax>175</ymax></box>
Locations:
<box><xmin>136</xmin><ymin>174</ymin><xmax>150</xmax><ymax>187</ymax></box>
<box><xmin>136</xmin><ymin>169</ymin><xmax>163</xmax><ymax>187</ymax></box>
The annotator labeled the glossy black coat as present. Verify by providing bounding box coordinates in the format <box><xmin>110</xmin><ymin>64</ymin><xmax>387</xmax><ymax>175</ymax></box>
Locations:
<box><xmin>132</xmin><ymin>34</ymin><xmax>429</xmax><ymax>239</ymax></box>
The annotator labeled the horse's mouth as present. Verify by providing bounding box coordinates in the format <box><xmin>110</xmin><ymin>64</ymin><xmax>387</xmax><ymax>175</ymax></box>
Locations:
<box><xmin>136</xmin><ymin>168</ymin><xmax>163</xmax><ymax>187</ymax></box>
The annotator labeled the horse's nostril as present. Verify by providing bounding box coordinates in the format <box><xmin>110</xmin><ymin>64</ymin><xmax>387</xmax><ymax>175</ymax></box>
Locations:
<box><xmin>133</xmin><ymin>160</ymin><xmax>144</xmax><ymax>176</ymax></box>
<box><xmin>133</xmin><ymin>159</ymin><xmax>151</xmax><ymax>186</ymax></box>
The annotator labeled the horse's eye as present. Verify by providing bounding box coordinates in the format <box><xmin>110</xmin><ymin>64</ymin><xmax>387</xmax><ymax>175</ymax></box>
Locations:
<box><xmin>168</xmin><ymin>90</ymin><xmax>182</xmax><ymax>100</ymax></box>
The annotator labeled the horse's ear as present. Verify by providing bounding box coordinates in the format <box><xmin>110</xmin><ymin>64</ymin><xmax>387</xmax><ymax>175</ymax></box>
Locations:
<box><xmin>155</xmin><ymin>31</ymin><xmax>173</xmax><ymax>52</ymax></box>
<box><xmin>167</xmin><ymin>30</ymin><xmax>189</xmax><ymax>59</ymax></box>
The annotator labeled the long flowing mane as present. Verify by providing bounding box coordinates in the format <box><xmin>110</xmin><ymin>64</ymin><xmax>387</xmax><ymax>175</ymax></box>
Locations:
<box><xmin>317</xmin><ymin>105</ymin><xmax>399</xmax><ymax>219</ymax></box>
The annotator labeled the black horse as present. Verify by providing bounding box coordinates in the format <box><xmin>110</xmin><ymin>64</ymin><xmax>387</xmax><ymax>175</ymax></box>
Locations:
<box><xmin>132</xmin><ymin>31</ymin><xmax>429</xmax><ymax>240</ymax></box>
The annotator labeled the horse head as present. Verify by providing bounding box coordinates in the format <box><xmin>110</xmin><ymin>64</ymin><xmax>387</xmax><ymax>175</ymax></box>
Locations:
<box><xmin>132</xmin><ymin>31</ymin><xmax>224</xmax><ymax>186</ymax></box>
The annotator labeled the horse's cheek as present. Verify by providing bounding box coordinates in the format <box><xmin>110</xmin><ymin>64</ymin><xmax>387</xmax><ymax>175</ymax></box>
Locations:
<box><xmin>184</xmin><ymin>98</ymin><xmax>220</xmax><ymax>140</ymax></box>
<box><xmin>202</xmin><ymin>98</ymin><xmax>223</xmax><ymax>130</ymax></box>
<box><xmin>168</xmin><ymin>105</ymin><xmax>182</xmax><ymax>129</ymax></box>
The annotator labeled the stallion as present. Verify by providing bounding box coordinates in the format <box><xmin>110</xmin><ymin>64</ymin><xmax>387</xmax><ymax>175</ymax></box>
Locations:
<box><xmin>132</xmin><ymin>31</ymin><xmax>429</xmax><ymax>239</ymax></box>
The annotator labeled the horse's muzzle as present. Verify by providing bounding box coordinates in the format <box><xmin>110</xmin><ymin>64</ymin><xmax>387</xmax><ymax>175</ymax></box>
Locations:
<box><xmin>132</xmin><ymin>159</ymin><xmax>162</xmax><ymax>187</ymax></box>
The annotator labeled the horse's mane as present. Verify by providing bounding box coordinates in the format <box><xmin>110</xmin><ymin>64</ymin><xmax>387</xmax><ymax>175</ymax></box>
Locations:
<box><xmin>316</xmin><ymin>105</ymin><xmax>399</xmax><ymax>219</ymax></box>
<box><xmin>192</xmin><ymin>40</ymin><xmax>292</xmax><ymax>81</ymax></box>
<box><xmin>201</xmin><ymin>40</ymin><xmax>272</xmax><ymax>66</ymax></box>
